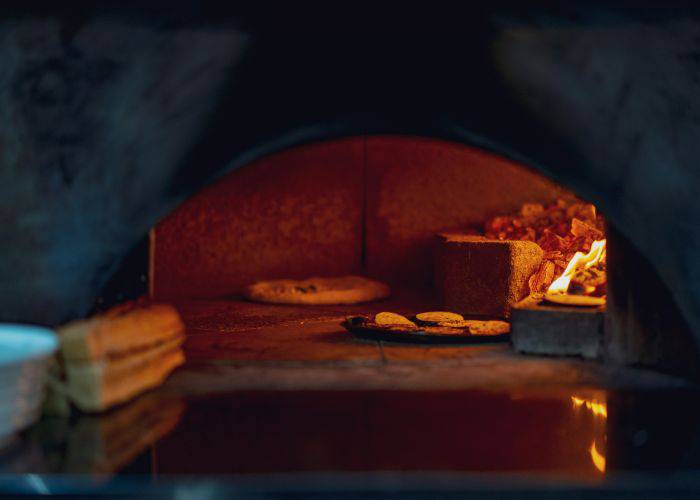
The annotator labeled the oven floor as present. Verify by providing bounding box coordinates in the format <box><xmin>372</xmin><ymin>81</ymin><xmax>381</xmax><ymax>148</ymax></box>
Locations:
<box><xmin>164</xmin><ymin>292</ymin><xmax>687</xmax><ymax>393</ymax></box>
<box><xmin>4</xmin><ymin>292</ymin><xmax>699</xmax><ymax>495</ymax></box>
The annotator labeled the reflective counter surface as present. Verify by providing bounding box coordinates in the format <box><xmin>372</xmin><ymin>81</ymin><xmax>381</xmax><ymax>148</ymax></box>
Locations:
<box><xmin>3</xmin><ymin>386</ymin><xmax>700</xmax><ymax>497</ymax></box>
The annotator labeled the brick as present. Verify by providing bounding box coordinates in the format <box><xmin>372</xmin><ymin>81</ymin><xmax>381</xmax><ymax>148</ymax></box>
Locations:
<box><xmin>511</xmin><ymin>296</ymin><xmax>604</xmax><ymax>358</ymax></box>
<box><xmin>434</xmin><ymin>233</ymin><xmax>543</xmax><ymax>318</ymax></box>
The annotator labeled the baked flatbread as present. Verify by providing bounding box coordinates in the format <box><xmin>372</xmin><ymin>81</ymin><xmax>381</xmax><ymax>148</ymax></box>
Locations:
<box><xmin>375</xmin><ymin>312</ymin><xmax>416</xmax><ymax>327</ymax></box>
<box><xmin>421</xmin><ymin>325</ymin><xmax>468</xmax><ymax>336</ymax></box>
<box><xmin>462</xmin><ymin>320</ymin><xmax>510</xmax><ymax>335</ymax></box>
<box><xmin>415</xmin><ymin>311</ymin><xmax>464</xmax><ymax>325</ymax></box>
<box><xmin>57</xmin><ymin>303</ymin><xmax>184</xmax><ymax>362</ymax></box>
<box><xmin>245</xmin><ymin>276</ymin><xmax>390</xmax><ymax>305</ymax></box>
<box><xmin>64</xmin><ymin>335</ymin><xmax>185</xmax><ymax>412</ymax></box>
<box><xmin>342</xmin><ymin>316</ymin><xmax>509</xmax><ymax>343</ymax></box>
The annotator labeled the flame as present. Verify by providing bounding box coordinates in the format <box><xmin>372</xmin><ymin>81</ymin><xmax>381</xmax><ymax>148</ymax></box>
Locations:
<box><xmin>571</xmin><ymin>396</ymin><xmax>608</xmax><ymax>473</ymax></box>
<box><xmin>590</xmin><ymin>440</ymin><xmax>606</xmax><ymax>472</ymax></box>
<box><xmin>548</xmin><ymin>239</ymin><xmax>606</xmax><ymax>294</ymax></box>
<box><xmin>571</xmin><ymin>396</ymin><xmax>608</xmax><ymax>418</ymax></box>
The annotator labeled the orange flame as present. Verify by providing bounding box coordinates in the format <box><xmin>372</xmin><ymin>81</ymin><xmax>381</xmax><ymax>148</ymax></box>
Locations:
<box><xmin>548</xmin><ymin>239</ymin><xmax>606</xmax><ymax>294</ymax></box>
<box><xmin>571</xmin><ymin>396</ymin><xmax>608</xmax><ymax>418</ymax></box>
<box><xmin>590</xmin><ymin>440</ymin><xmax>606</xmax><ymax>472</ymax></box>
<box><xmin>571</xmin><ymin>396</ymin><xmax>608</xmax><ymax>473</ymax></box>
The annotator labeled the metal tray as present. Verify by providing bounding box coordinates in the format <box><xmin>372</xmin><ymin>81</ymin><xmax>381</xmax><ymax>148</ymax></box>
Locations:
<box><xmin>341</xmin><ymin>316</ymin><xmax>509</xmax><ymax>344</ymax></box>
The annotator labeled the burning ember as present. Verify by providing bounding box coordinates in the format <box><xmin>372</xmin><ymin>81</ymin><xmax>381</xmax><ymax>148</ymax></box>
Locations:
<box><xmin>485</xmin><ymin>199</ymin><xmax>606</xmax><ymax>304</ymax></box>
<box><xmin>545</xmin><ymin>239</ymin><xmax>606</xmax><ymax>306</ymax></box>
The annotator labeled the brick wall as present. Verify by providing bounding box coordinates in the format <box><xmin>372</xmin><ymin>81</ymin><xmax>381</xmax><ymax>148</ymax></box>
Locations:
<box><xmin>150</xmin><ymin>136</ymin><xmax>571</xmax><ymax>299</ymax></box>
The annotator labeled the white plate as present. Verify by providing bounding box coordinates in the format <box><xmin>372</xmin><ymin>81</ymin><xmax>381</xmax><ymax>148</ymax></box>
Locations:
<box><xmin>0</xmin><ymin>391</ymin><xmax>44</xmax><ymax>411</ymax></box>
<box><xmin>0</xmin><ymin>324</ymin><xmax>57</xmax><ymax>439</ymax></box>
<box><xmin>0</xmin><ymin>398</ymin><xmax>45</xmax><ymax>436</ymax></box>
<box><xmin>0</xmin><ymin>374</ymin><xmax>47</xmax><ymax>394</ymax></box>
<box><xmin>0</xmin><ymin>324</ymin><xmax>58</xmax><ymax>368</ymax></box>
<box><xmin>0</xmin><ymin>403</ymin><xmax>41</xmax><ymax>426</ymax></box>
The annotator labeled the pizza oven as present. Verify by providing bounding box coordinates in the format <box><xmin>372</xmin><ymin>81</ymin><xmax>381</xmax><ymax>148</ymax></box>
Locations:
<box><xmin>138</xmin><ymin>133</ymin><xmax>696</xmax><ymax>379</ymax></box>
<box><xmin>3</xmin><ymin>2</ymin><xmax>700</xmax><ymax>495</ymax></box>
<box><xmin>1</xmin><ymin>5</ymin><xmax>696</xmax><ymax>383</ymax></box>
<box><xmin>80</xmin><ymin>132</ymin><xmax>699</xmax><ymax>482</ymax></box>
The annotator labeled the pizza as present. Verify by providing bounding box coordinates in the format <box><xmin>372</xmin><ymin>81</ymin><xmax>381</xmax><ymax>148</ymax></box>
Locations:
<box><xmin>244</xmin><ymin>276</ymin><xmax>391</xmax><ymax>305</ymax></box>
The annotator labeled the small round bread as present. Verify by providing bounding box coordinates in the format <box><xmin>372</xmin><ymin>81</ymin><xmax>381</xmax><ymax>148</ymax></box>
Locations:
<box><xmin>245</xmin><ymin>276</ymin><xmax>390</xmax><ymax>305</ymax></box>
<box><xmin>435</xmin><ymin>319</ymin><xmax>472</xmax><ymax>328</ymax></box>
<box><xmin>464</xmin><ymin>320</ymin><xmax>510</xmax><ymax>336</ymax></box>
<box><xmin>422</xmin><ymin>325</ymin><xmax>469</xmax><ymax>336</ymax></box>
<box><xmin>415</xmin><ymin>311</ymin><xmax>464</xmax><ymax>325</ymax></box>
<box><xmin>375</xmin><ymin>312</ymin><xmax>416</xmax><ymax>327</ymax></box>
<box><xmin>379</xmin><ymin>324</ymin><xmax>420</xmax><ymax>332</ymax></box>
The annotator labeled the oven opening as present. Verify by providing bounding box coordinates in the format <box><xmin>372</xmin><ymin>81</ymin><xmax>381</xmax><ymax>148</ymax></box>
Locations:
<box><xmin>36</xmin><ymin>133</ymin><xmax>692</xmax><ymax>481</ymax></box>
<box><xmin>148</xmin><ymin>135</ymin><xmax>611</xmax><ymax>361</ymax></box>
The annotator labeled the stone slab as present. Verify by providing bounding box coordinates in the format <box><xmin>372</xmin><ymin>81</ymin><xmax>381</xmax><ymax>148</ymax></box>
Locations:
<box><xmin>511</xmin><ymin>296</ymin><xmax>605</xmax><ymax>359</ymax></box>
<box><xmin>174</xmin><ymin>291</ymin><xmax>437</xmax><ymax>364</ymax></box>
<box><xmin>183</xmin><ymin>320</ymin><xmax>384</xmax><ymax>364</ymax></box>
<box><xmin>163</xmin><ymin>355</ymin><xmax>689</xmax><ymax>395</ymax></box>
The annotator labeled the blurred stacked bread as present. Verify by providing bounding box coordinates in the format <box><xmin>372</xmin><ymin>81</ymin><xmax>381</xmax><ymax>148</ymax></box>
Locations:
<box><xmin>53</xmin><ymin>303</ymin><xmax>185</xmax><ymax>413</ymax></box>
<box><xmin>62</xmin><ymin>393</ymin><xmax>185</xmax><ymax>475</ymax></box>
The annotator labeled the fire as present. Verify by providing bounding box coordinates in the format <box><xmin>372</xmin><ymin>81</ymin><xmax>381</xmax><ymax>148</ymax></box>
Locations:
<box><xmin>548</xmin><ymin>239</ymin><xmax>606</xmax><ymax>294</ymax></box>
<box><xmin>571</xmin><ymin>396</ymin><xmax>608</xmax><ymax>418</ymax></box>
<box><xmin>571</xmin><ymin>396</ymin><xmax>607</xmax><ymax>473</ymax></box>
<box><xmin>484</xmin><ymin>199</ymin><xmax>606</xmax><ymax>294</ymax></box>
<box><xmin>543</xmin><ymin>239</ymin><xmax>606</xmax><ymax>306</ymax></box>
<box><xmin>590</xmin><ymin>440</ymin><xmax>606</xmax><ymax>472</ymax></box>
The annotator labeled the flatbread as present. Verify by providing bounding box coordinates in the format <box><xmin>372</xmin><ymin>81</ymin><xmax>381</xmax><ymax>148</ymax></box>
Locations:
<box><xmin>375</xmin><ymin>312</ymin><xmax>416</xmax><ymax>327</ymax></box>
<box><xmin>344</xmin><ymin>316</ymin><xmax>419</xmax><ymax>333</ymax></box>
<box><xmin>342</xmin><ymin>316</ymin><xmax>509</xmax><ymax>343</ymax></box>
<box><xmin>57</xmin><ymin>303</ymin><xmax>184</xmax><ymax>362</ymax></box>
<box><xmin>422</xmin><ymin>325</ymin><xmax>468</xmax><ymax>336</ymax></box>
<box><xmin>415</xmin><ymin>311</ymin><xmax>464</xmax><ymax>325</ymax></box>
<box><xmin>376</xmin><ymin>324</ymin><xmax>420</xmax><ymax>333</ymax></box>
<box><xmin>65</xmin><ymin>342</ymin><xmax>185</xmax><ymax>413</ymax></box>
<box><xmin>462</xmin><ymin>320</ymin><xmax>510</xmax><ymax>335</ymax></box>
<box><xmin>245</xmin><ymin>276</ymin><xmax>390</xmax><ymax>305</ymax></box>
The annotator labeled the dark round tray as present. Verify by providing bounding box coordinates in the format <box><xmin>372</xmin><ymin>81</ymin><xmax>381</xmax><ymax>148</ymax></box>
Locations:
<box><xmin>341</xmin><ymin>317</ymin><xmax>510</xmax><ymax>344</ymax></box>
